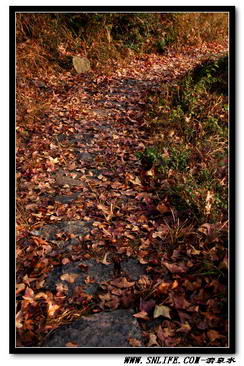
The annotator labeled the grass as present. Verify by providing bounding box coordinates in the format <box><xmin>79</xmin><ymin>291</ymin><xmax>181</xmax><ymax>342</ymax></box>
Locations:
<box><xmin>139</xmin><ymin>55</ymin><xmax>228</xmax><ymax>224</ymax></box>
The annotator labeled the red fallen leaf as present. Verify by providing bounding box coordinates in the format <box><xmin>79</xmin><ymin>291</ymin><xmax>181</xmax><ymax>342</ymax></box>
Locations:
<box><xmin>128</xmin><ymin>337</ymin><xmax>142</xmax><ymax>347</ymax></box>
<box><xmin>65</xmin><ymin>342</ymin><xmax>78</xmax><ymax>347</ymax></box>
<box><xmin>133</xmin><ymin>310</ymin><xmax>149</xmax><ymax>320</ymax></box>
<box><xmin>60</xmin><ymin>273</ymin><xmax>80</xmax><ymax>283</ymax></box>
<box><xmin>178</xmin><ymin>310</ymin><xmax>192</xmax><ymax>323</ymax></box>
<box><xmin>207</xmin><ymin>329</ymin><xmax>225</xmax><ymax>342</ymax></box>
<box><xmin>162</xmin><ymin>261</ymin><xmax>188</xmax><ymax>273</ymax></box>
<box><xmin>140</xmin><ymin>298</ymin><xmax>156</xmax><ymax>313</ymax></box>
<box><xmin>156</xmin><ymin>203</ymin><xmax>171</xmax><ymax>214</ymax></box>
<box><xmin>110</xmin><ymin>277</ymin><xmax>135</xmax><ymax>288</ymax></box>
<box><xmin>196</xmin><ymin>319</ymin><xmax>208</xmax><ymax>330</ymax></box>
<box><xmin>172</xmin><ymin>295</ymin><xmax>191</xmax><ymax>310</ymax></box>
<box><xmin>201</xmin><ymin>312</ymin><xmax>222</xmax><ymax>327</ymax></box>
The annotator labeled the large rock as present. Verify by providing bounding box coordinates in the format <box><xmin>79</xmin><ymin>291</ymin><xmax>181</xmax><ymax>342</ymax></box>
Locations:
<box><xmin>44</xmin><ymin>259</ymin><xmax>114</xmax><ymax>295</ymax></box>
<box><xmin>31</xmin><ymin>220</ymin><xmax>93</xmax><ymax>246</ymax></box>
<box><xmin>42</xmin><ymin>309</ymin><xmax>143</xmax><ymax>347</ymax></box>
<box><xmin>72</xmin><ymin>56</ymin><xmax>91</xmax><ymax>73</ymax></box>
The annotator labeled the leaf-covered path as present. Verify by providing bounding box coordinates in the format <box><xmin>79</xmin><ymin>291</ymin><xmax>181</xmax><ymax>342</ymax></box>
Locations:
<box><xmin>16</xmin><ymin>43</ymin><xmax>228</xmax><ymax>348</ymax></box>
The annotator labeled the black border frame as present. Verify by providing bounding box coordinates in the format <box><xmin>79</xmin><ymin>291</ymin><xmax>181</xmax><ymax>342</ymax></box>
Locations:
<box><xmin>10</xmin><ymin>5</ymin><xmax>235</xmax><ymax>355</ymax></box>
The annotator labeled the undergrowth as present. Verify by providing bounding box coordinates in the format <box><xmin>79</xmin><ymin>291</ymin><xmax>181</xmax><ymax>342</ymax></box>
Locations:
<box><xmin>140</xmin><ymin>55</ymin><xmax>228</xmax><ymax>224</ymax></box>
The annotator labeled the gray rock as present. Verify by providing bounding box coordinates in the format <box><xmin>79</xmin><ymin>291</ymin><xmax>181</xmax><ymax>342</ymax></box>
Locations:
<box><xmin>53</xmin><ymin>192</ymin><xmax>80</xmax><ymax>204</ymax></box>
<box><xmin>75</xmin><ymin>151</ymin><xmax>94</xmax><ymax>161</ymax></box>
<box><xmin>44</xmin><ymin>259</ymin><xmax>114</xmax><ymax>295</ymax></box>
<box><xmin>42</xmin><ymin>309</ymin><xmax>142</xmax><ymax>347</ymax></box>
<box><xmin>31</xmin><ymin>220</ymin><xmax>92</xmax><ymax>246</ymax></box>
<box><xmin>73</xmin><ymin>56</ymin><xmax>91</xmax><ymax>73</ymax></box>
<box><xmin>120</xmin><ymin>258</ymin><xmax>146</xmax><ymax>281</ymax></box>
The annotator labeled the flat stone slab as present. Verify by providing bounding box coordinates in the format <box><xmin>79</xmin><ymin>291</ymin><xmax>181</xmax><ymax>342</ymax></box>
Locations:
<box><xmin>44</xmin><ymin>258</ymin><xmax>147</xmax><ymax>297</ymax></box>
<box><xmin>31</xmin><ymin>220</ymin><xmax>93</xmax><ymax>246</ymax></box>
<box><xmin>42</xmin><ymin>309</ymin><xmax>142</xmax><ymax>347</ymax></box>
<box><xmin>53</xmin><ymin>192</ymin><xmax>81</xmax><ymax>204</ymax></box>
<box><xmin>53</xmin><ymin>169</ymin><xmax>84</xmax><ymax>187</ymax></box>
<box><xmin>120</xmin><ymin>258</ymin><xmax>146</xmax><ymax>281</ymax></box>
<box><xmin>44</xmin><ymin>259</ymin><xmax>114</xmax><ymax>295</ymax></box>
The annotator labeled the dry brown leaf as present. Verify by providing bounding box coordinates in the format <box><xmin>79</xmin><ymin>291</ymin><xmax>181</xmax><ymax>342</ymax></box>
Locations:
<box><xmin>110</xmin><ymin>277</ymin><xmax>135</xmax><ymax>288</ymax></box>
<box><xmin>60</xmin><ymin>273</ymin><xmax>80</xmax><ymax>283</ymax></box>
<box><xmin>156</xmin><ymin>281</ymin><xmax>171</xmax><ymax>294</ymax></box>
<box><xmin>125</xmin><ymin>173</ymin><xmax>142</xmax><ymax>186</ymax></box>
<box><xmin>65</xmin><ymin>342</ymin><xmax>79</xmax><ymax>347</ymax></box>
<box><xmin>16</xmin><ymin>310</ymin><xmax>23</xmax><ymax>329</ymax></box>
<box><xmin>147</xmin><ymin>333</ymin><xmax>159</xmax><ymax>347</ymax></box>
<box><xmin>47</xmin><ymin>302</ymin><xmax>60</xmax><ymax>317</ymax></box>
<box><xmin>128</xmin><ymin>337</ymin><xmax>142</xmax><ymax>347</ymax></box>
<box><xmin>204</xmin><ymin>190</ymin><xmax>214</xmax><ymax>215</ymax></box>
<box><xmin>101</xmin><ymin>252</ymin><xmax>111</xmax><ymax>265</ymax></box>
<box><xmin>16</xmin><ymin>283</ymin><xmax>26</xmax><ymax>295</ymax></box>
<box><xmin>156</xmin><ymin>203</ymin><xmax>171</xmax><ymax>214</ymax></box>
<box><xmin>62</xmin><ymin>258</ymin><xmax>70</xmax><ymax>265</ymax></box>
<box><xmin>176</xmin><ymin>322</ymin><xmax>191</xmax><ymax>333</ymax></box>
<box><xmin>207</xmin><ymin>329</ymin><xmax>225</xmax><ymax>342</ymax></box>
<box><xmin>162</xmin><ymin>261</ymin><xmax>187</xmax><ymax>273</ymax></box>
<box><xmin>22</xmin><ymin>287</ymin><xmax>35</xmax><ymax>303</ymax></box>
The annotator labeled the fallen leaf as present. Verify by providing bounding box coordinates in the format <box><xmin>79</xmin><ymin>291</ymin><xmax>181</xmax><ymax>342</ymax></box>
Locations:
<box><xmin>207</xmin><ymin>329</ymin><xmax>225</xmax><ymax>342</ymax></box>
<box><xmin>162</xmin><ymin>261</ymin><xmax>187</xmax><ymax>273</ymax></box>
<box><xmin>101</xmin><ymin>252</ymin><xmax>111</xmax><ymax>265</ymax></box>
<box><xmin>140</xmin><ymin>298</ymin><xmax>156</xmax><ymax>313</ymax></box>
<box><xmin>172</xmin><ymin>295</ymin><xmax>191</xmax><ymax>310</ymax></box>
<box><xmin>128</xmin><ymin>337</ymin><xmax>142</xmax><ymax>347</ymax></box>
<box><xmin>16</xmin><ymin>283</ymin><xmax>26</xmax><ymax>295</ymax></box>
<box><xmin>60</xmin><ymin>273</ymin><xmax>80</xmax><ymax>283</ymax></box>
<box><xmin>110</xmin><ymin>277</ymin><xmax>135</xmax><ymax>288</ymax></box>
<box><xmin>147</xmin><ymin>333</ymin><xmax>159</xmax><ymax>347</ymax></box>
<box><xmin>22</xmin><ymin>287</ymin><xmax>35</xmax><ymax>303</ymax></box>
<box><xmin>62</xmin><ymin>258</ymin><xmax>70</xmax><ymax>265</ymax></box>
<box><xmin>133</xmin><ymin>310</ymin><xmax>149</xmax><ymax>320</ymax></box>
<box><xmin>156</xmin><ymin>281</ymin><xmax>171</xmax><ymax>294</ymax></box>
<box><xmin>16</xmin><ymin>310</ymin><xmax>23</xmax><ymax>329</ymax></box>
<box><xmin>125</xmin><ymin>173</ymin><xmax>142</xmax><ymax>186</ymax></box>
<box><xmin>176</xmin><ymin>322</ymin><xmax>191</xmax><ymax>333</ymax></box>
<box><xmin>204</xmin><ymin>190</ymin><xmax>214</xmax><ymax>215</ymax></box>
<box><xmin>153</xmin><ymin>304</ymin><xmax>171</xmax><ymax>319</ymax></box>
<box><xmin>65</xmin><ymin>342</ymin><xmax>78</xmax><ymax>347</ymax></box>
<box><xmin>47</xmin><ymin>302</ymin><xmax>60</xmax><ymax>317</ymax></box>
<box><xmin>156</xmin><ymin>203</ymin><xmax>171</xmax><ymax>214</ymax></box>
<box><xmin>97</xmin><ymin>203</ymin><xmax>113</xmax><ymax>221</ymax></box>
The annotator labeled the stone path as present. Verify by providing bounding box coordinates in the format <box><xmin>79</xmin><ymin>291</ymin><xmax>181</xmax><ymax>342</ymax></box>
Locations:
<box><xmin>27</xmin><ymin>52</ymin><xmax>217</xmax><ymax>347</ymax></box>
